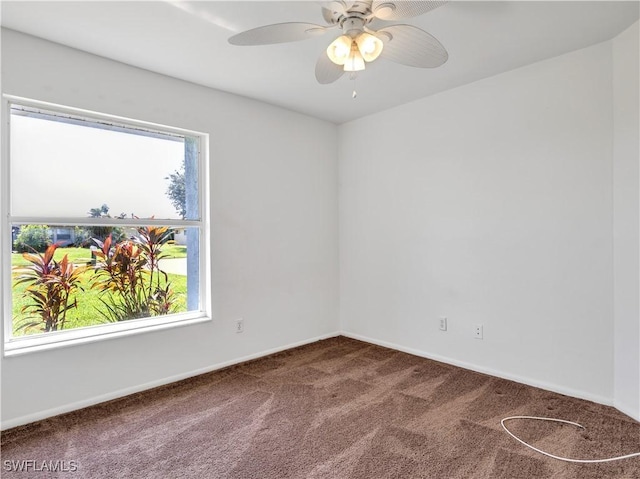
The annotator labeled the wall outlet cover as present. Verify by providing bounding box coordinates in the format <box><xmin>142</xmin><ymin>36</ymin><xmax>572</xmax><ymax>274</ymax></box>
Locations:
<box><xmin>439</xmin><ymin>317</ymin><xmax>447</xmax><ymax>331</ymax></box>
<box><xmin>474</xmin><ymin>324</ymin><xmax>483</xmax><ymax>339</ymax></box>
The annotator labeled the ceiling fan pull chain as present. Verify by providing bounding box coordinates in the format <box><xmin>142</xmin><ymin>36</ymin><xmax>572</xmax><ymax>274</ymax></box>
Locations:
<box><xmin>351</xmin><ymin>72</ymin><xmax>358</xmax><ymax>99</ymax></box>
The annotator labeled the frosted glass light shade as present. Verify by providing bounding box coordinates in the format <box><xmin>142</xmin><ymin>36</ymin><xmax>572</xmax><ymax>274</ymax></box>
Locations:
<box><xmin>344</xmin><ymin>50</ymin><xmax>364</xmax><ymax>72</ymax></box>
<box><xmin>327</xmin><ymin>35</ymin><xmax>352</xmax><ymax>65</ymax></box>
<box><xmin>344</xmin><ymin>47</ymin><xmax>365</xmax><ymax>71</ymax></box>
<box><xmin>356</xmin><ymin>32</ymin><xmax>383</xmax><ymax>62</ymax></box>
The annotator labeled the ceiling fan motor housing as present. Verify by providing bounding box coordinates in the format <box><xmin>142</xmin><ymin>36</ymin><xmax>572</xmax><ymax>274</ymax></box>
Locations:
<box><xmin>342</xmin><ymin>17</ymin><xmax>367</xmax><ymax>38</ymax></box>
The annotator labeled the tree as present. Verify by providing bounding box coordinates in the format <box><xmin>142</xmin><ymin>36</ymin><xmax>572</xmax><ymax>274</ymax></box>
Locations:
<box><xmin>166</xmin><ymin>166</ymin><xmax>186</xmax><ymax>219</ymax></box>
<box><xmin>88</xmin><ymin>204</ymin><xmax>110</xmax><ymax>218</ymax></box>
<box><xmin>85</xmin><ymin>204</ymin><xmax>125</xmax><ymax>243</ymax></box>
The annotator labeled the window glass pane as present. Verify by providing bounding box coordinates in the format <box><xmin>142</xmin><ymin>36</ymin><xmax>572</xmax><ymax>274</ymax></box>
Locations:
<box><xmin>10</xmin><ymin>224</ymin><xmax>198</xmax><ymax>337</ymax></box>
<box><xmin>10</xmin><ymin>110</ymin><xmax>195</xmax><ymax>220</ymax></box>
<box><xmin>6</xmin><ymin>103</ymin><xmax>205</xmax><ymax>343</ymax></box>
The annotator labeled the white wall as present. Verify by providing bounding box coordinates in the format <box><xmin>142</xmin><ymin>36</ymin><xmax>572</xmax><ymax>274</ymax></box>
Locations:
<box><xmin>2</xmin><ymin>24</ymin><xmax>638</xmax><ymax>429</ymax></box>
<box><xmin>613</xmin><ymin>21</ymin><xmax>640</xmax><ymax>420</ymax></box>
<box><xmin>339</xmin><ymin>41</ymin><xmax>616</xmax><ymax>405</ymax></box>
<box><xmin>0</xmin><ymin>29</ymin><xmax>339</xmax><ymax>428</ymax></box>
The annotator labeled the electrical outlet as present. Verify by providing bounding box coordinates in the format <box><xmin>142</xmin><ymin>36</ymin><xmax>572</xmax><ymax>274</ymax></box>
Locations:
<box><xmin>439</xmin><ymin>317</ymin><xmax>447</xmax><ymax>331</ymax></box>
<box><xmin>474</xmin><ymin>324</ymin><xmax>483</xmax><ymax>339</ymax></box>
<box><xmin>235</xmin><ymin>318</ymin><xmax>244</xmax><ymax>333</ymax></box>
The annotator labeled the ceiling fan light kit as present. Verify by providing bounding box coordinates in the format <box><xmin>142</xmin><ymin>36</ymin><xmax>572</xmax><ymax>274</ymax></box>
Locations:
<box><xmin>327</xmin><ymin>32</ymin><xmax>383</xmax><ymax>72</ymax></box>
<box><xmin>228</xmin><ymin>1</ymin><xmax>449</xmax><ymax>84</ymax></box>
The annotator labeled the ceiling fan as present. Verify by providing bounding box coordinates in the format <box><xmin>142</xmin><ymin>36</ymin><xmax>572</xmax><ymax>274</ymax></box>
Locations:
<box><xmin>228</xmin><ymin>1</ymin><xmax>449</xmax><ymax>85</ymax></box>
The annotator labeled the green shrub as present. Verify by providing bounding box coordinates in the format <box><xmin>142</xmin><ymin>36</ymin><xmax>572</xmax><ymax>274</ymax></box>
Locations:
<box><xmin>74</xmin><ymin>226</ymin><xmax>125</xmax><ymax>248</ymax></box>
<box><xmin>73</xmin><ymin>227</ymin><xmax>92</xmax><ymax>247</ymax></box>
<box><xmin>14</xmin><ymin>225</ymin><xmax>51</xmax><ymax>253</ymax></box>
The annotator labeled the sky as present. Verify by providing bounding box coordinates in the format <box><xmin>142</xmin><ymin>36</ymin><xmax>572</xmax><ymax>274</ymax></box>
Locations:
<box><xmin>10</xmin><ymin>113</ymin><xmax>185</xmax><ymax>220</ymax></box>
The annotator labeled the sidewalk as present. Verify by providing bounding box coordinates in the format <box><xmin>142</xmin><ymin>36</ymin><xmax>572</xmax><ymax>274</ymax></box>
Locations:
<box><xmin>158</xmin><ymin>258</ymin><xmax>187</xmax><ymax>276</ymax></box>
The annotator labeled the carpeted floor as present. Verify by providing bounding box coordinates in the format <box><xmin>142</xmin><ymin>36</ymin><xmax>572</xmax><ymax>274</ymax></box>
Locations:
<box><xmin>2</xmin><ymin>336</ymin><xmax>639</xmax><ymax>478</ymax></box>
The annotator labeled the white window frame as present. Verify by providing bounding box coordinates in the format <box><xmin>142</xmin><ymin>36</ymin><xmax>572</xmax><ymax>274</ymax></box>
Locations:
<box><xmin>1</xmin><ymin>95</ymin><xmax>211</xmax><ymax>356</ymax></box>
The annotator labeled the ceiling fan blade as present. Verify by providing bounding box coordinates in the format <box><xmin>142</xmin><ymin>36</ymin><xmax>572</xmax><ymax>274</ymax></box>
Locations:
<box><xmin>372</xmin><ymin>1</ymin><xmax>447</xmax><ymax>20</ymax></box>
<box><xmin>318</xmin><ymin>1</ymin><xmax>347</xmax><ymax>25</ymax></box>
<box><xmin>321</xmin><ymin>7</ymin><xmax>336</xmax><ymax>24</ymax></box>
<box><xmin>229</xmin><ymin>22</ymin><xmax>330</xmax><ymax>46</ymax></box>
<box><xmin>376</xmin><ymin>24</ymin><xmax>448</xmax><ymax>68</ymax></box>
<box><xmin>319</xmin><ymin>1</ymin><xmax>348</xmax><ymax>21</ymax></box>
<box><xmin>315</xmin><ymin>50</ymin><xmax>345</xmax><ymax>84</ymax></box>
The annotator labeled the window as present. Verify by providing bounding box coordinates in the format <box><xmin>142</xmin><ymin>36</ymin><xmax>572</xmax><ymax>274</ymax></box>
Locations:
<box><xmin>2</xmin><ymin>96</ymin><xmax>210</xmax><ymax>354</ymax></box>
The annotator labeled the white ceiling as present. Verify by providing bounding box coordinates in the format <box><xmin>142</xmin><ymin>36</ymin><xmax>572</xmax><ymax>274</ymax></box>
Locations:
<box><xmin>1</xmin><ymin>1</ymin><xmax>638</xmax><ymax>124</ymax></box>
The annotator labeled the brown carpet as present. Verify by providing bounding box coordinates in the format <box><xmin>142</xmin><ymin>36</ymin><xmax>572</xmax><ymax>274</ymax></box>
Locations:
<box><xmin>2</xmin><ymin>336</ymin><xmax>639</xmax><ymax>478</ymax></box>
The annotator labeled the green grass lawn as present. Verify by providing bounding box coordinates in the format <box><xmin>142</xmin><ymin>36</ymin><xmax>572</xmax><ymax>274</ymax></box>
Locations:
<box><xmin>162</xmin><ymin>243</ymin><xmax>187</xmax><ymax>259</ymax></box>
<box><xmin>11</xmin><ymin>272</ymin><xmax>187</xmax><ymax>336</ymax></box>
<box><xmin>11</xmin><ymin>244</ymin><xmax>187</xmax><ymax>267</ymax></box>
<box><xmin>11</xmin><ymin>245</ymin><xmax>188</xmax><ymax>337</ymax></box>
<box><xmin>11</xmin><ymin>246</ymin><xmax>92</xmax><ymax>267</ymax></box>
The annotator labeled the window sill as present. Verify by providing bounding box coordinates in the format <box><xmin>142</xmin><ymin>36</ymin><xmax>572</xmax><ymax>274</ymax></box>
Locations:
<box><xmin>3</xmin><ymin>313</ymin><xmax>212</xmax><ymax>357</ymax></box>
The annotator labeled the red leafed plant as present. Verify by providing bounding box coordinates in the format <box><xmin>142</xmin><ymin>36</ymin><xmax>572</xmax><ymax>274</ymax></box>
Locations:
<box><xmin>91</xmin><ymin>226</ymin><xmax>177</xmax><ymax>322</ymax></box>
<box><xmin>13</xmin><ymin>244</ymin><xmax>86</xmax><ymax>332</ymax></box>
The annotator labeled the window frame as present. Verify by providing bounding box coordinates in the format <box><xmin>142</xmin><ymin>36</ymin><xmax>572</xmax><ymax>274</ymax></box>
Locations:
<box><xmin>1</xmin><ymin>95</ymin><xmax>212</xmax><ymax>356</ymax></box>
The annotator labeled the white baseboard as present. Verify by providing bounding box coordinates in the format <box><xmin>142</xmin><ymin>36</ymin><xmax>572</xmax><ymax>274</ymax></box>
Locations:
<box><xmin>614</xmin><ymin>399</ymin><xmax>640</xmax><ymax>422</ymax></box>
<box><xmin>340</xmin><ymin>331</ymin><xmax>615</xmax><ymax>409</ymax></box>
<box><xmin>1</xmin><ymin>331</ymin><xmax>341</xmax><ymax>430</ymax></box>
<box><xmin>5</xmin><ymin>331</ymin><xmax>632</xmax><ymax>430</ymax></box>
